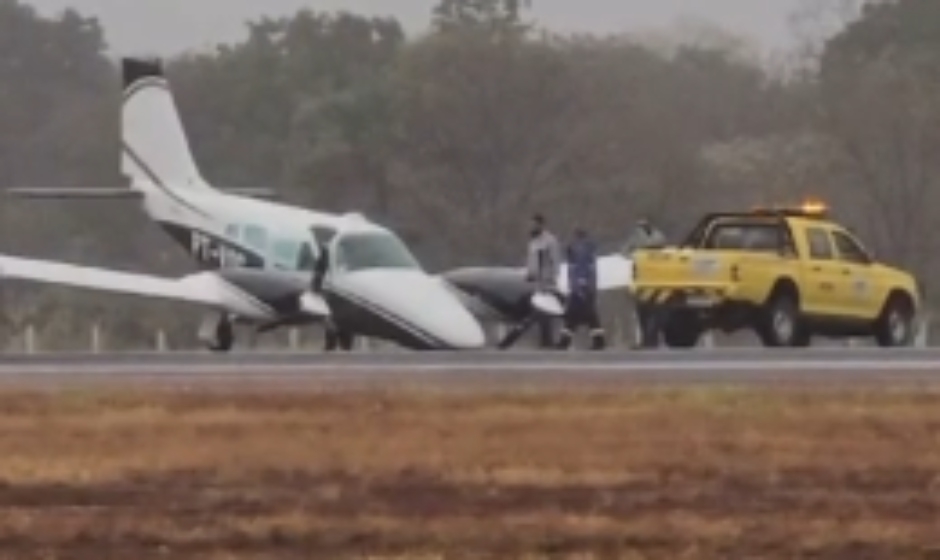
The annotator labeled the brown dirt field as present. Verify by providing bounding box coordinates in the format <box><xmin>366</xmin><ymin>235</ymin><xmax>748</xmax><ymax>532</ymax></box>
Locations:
<box><xmin>0</xmin><ymin>386</ymin><xmax>939</xmax><ymax>559</ymax></box>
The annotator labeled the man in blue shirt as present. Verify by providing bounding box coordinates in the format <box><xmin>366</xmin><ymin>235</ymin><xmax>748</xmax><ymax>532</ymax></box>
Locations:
<box><xmin>557</xmin><ymin>227</ymin><xmax>607</xmax><ymax>350</ymax></box>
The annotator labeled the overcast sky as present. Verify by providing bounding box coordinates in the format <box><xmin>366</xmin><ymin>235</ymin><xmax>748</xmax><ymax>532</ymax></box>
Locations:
<box><xmin>29</xmin><ymin>0</ymin><xmax>812</xmax><ymax>56</ymax></box>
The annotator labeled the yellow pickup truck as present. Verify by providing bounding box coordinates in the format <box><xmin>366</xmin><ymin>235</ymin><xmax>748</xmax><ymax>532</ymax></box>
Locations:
<box><xmin>630</xmin><ymin>202</ymin><xmax>921</xmax><ymax>348</ymax></box>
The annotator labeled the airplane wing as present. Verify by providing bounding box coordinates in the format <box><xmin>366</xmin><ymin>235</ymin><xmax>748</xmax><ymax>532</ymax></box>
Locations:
<box><xmin>0</xmin><ymin>254</ymin><xmax>329</xmax><ymax>320</ymax></box>
<box><xmin>437</xmin><ymin>253</ymin><xmax>633</xmax><ymax>320</ymax></box>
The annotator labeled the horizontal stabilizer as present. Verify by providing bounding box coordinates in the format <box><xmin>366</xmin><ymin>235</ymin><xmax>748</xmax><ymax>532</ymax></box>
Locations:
<box><xmin>6</xmin><ymin>188</ymin><xmax>144</xmax><ymax>200</ymax></box>
<box><xmin>6</xmin><ymin>187</ymin><xmax>278</xmax><ymax>200</ymax></box>
<box><xmin>224</xmin><ymin>187</ymin><xmax>280</xmax><ymax>200</ymax></box>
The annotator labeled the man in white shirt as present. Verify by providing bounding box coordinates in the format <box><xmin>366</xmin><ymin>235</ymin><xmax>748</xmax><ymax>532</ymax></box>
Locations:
<box><xmin>498</xmin><ymin>214</ymin><xmax>563</xmax><ymax>349</ymax></box>
<box><xmin>526</xmin><ymin>214</ymin><xmax>562</xmax><ymax>348</ymax></box>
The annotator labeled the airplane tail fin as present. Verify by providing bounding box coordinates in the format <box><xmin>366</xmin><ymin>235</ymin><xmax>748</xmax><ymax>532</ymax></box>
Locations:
<box><xmin>5</xmin><ymin>57</ymin><xmax>281</xmax><ymax>202</ymax></box>
<box><xmin>121</xmin><ymin>57</ymin><xmax>211</xmax><ymax>193</ymax></box>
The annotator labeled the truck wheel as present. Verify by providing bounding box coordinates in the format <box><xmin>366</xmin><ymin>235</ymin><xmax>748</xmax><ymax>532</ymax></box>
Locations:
<box><xmin>662</xmin><ymin>313</ymin><xmax>702</xmax><ymax>349</ymax></box>
<box><xmin>874</xmin><ymin>294</ymin><xmax>915</xmax><ymax>347</ymax></box>
<box><xmin>757</xmin><ymin>290</ymin><xmax>809</xmax><ymax>347</ymax></box>
<box><xmin>634</xmin><ymin>303</ymin><xmax>662</xmax><ymax>348</ymax></box>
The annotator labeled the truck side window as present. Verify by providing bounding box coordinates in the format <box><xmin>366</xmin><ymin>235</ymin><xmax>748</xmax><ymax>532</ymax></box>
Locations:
<box><xmin>832</xmin><ymin>231</ymin><xmax>870</xmax><ymax>265</ymax></box>
<box><xmin>806</xmin><ymin>228</ymin><xmax>833</xmax><ymax>260</ymax></box>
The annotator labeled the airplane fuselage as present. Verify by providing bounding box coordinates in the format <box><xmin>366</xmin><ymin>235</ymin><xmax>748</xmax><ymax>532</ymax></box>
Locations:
<box><xmin>140</xmin><ymin>188</ymin><xmax>483</xmax><ymax>350</ymax></box>
<box><xmin>215</xmin><ymin>267</ymin><xmax>481</xmax><ymax>350</ymax></box>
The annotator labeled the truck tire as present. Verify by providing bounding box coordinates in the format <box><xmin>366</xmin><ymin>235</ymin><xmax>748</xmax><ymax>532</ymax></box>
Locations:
<box><xmin>635</xmin><ymin>303</ymin><xmax>661</xmax><ymax>348</ymax></box>
<box><xmin>757</xmin><ymin>288</ymin><xmax>810</xmax><ymax>347</ymax></box>
<box><xmin>874</xmin><ymin>293</ymin><xmax>915</xmax><ymax>347</ymax></box>
<box><xmin>662</xmin><ymin>312</ymin><xmax>702</xmax><ymax>349</ymax></box>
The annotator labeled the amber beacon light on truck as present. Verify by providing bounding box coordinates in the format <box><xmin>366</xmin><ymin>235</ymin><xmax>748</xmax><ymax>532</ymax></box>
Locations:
<box><xmin>750</xmin><ymin>198</ymin><xmax>829</xmax><ymax>218</ymax></box>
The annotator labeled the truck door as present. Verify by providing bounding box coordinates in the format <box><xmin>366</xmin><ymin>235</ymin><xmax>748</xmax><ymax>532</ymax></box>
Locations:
<box><xmin>802</xmin><ymin>226</ymin><xmax>841</xmax><ymax>316</ymax></box>
<box><xmin>830</xmin><ymin>229</ymin><xmax>878</xmax><ymax>319</ymax></box>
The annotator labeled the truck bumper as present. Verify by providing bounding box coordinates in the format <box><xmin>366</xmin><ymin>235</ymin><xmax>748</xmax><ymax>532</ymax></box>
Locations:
<box><xmin>632</xmin><ymin>286</ymin><xmax>756</xmax><ymax>334</ymax></box>
<box><xmin>632</xmin><ymin>286</ymin><xmax>738</xmax><ymax>309</ymax></box>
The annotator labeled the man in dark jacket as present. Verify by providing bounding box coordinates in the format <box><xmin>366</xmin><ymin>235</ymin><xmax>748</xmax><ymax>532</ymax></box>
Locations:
<box><xmin>557</xmin><ymin>227</ymin><xmax>607</xmax><ymax>350</ymax></box>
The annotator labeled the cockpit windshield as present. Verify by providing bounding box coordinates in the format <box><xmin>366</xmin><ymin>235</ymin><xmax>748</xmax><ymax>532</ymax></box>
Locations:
<box><xmin>333</xmin><ymin>231</ymin><xmax>421</xmax><ymax>272</ymax></box>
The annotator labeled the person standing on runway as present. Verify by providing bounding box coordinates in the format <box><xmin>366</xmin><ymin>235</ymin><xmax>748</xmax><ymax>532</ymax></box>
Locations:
<box><xmin>498</xmin><ymin>213</ymin><xmax>563</xmax><ymax>349</ymax></box>
<box><xmin>623</xmin><ymin>216</ymin><xmax>667</xmax><ymax>348</ymax></box>
<box><xmin>557</xmin><ymin>226</ymin><xmax>607</xmax><ymax>350</ymax></box>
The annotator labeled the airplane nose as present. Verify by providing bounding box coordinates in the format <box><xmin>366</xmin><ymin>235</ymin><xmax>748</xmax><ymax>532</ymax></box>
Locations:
<box><xmin>427</xmin><ymin>290</ymin><xmax>487</xmax><ymax>349</ymax></box>
<box><xmin>339</xmin><ymin>270</ymin><xmax>485</xmax><ymax>350</ymax></box>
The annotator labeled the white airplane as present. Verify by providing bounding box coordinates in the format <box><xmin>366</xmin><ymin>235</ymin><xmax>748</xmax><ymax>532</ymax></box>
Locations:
<box><xmin>6</xmin><ymin>57</ymin><xmax>634</xmax><ymax>352</ymax></box>
<box><xmin>3</xmin><ymin>57</ymin><xmax>487</xmax><ymax>352</ymax></box>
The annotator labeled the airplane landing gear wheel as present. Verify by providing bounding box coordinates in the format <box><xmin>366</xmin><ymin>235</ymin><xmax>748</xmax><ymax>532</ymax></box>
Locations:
<box><xmin>338</xmin><ymin>331</ymin><xmax>355</xmax><ymax>351</ymax></box>
<box><xmin>208</xmin><ymin>317</ymin><xmax>234</xmax><ymax>353</ymax></box>
<box><xmin>324</xmin><ymin>328</ymin><xmax>355</xmax><ymax>352</ymax></box>
<box><xmin>200</xmin><ymin>314</ymin><xmax>235</xmax><ymax>353</ymax></box>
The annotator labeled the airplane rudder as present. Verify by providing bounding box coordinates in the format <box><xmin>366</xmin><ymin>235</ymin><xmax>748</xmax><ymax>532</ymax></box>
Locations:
<box><xmin>120</xmin><ymin>55</ymin><xmax>209</xmax><ymax>191</ymax></box>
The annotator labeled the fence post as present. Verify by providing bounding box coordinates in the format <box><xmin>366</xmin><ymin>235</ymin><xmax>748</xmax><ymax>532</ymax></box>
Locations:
<box><xmin>24</xmin><ymin>324</ymin><xmax>36</xmax><ymax>354</ymax></box>
<box><xmin>493</xmin><ymin>323</ymin><xmax>506</xmax><ymax>349</ymax></box>
<box><xmin>91</xmin><ymin>323</ymin><xmax>101</xmax><ymax>354</ymax></box>
<box><xmin>631</xmin><ymin>309</ymin><xmax>643</xmax><ymax>348</ymax></box>
<box><xmin>289</xmin><ymin>328</ymin><xmax>300</xmax><ymax>350</ymax></box>
<box><xmin>156</xmin><ymin>329</ymin><xmax>167</xmax><ymax>352</ymax></box>
<box><xmin>917</xmin><ymin>312</ymin><xmax>931</xmax><ymax>348</ymax></box>
<box><xmin>699</xmin><ymin>330</ymin><xmax>714</xmax><ymax>349</ymax></box>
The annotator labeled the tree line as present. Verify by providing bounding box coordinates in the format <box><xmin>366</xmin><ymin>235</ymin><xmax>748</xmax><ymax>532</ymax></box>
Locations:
<box><xmin>0</xmin><ymin>0</ymin><xmax>936</xmax><ymax>348</ymax></box>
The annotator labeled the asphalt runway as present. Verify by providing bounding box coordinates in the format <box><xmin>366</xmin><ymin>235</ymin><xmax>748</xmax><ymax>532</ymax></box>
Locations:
<box><xmin>0</xmin><ymin>347</ymin><xmax>939</xmax><ymax>389</ymax></box>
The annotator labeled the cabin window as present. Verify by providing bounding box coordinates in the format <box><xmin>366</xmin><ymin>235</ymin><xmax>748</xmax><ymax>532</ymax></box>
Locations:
<box><xmin>243</xmin><ymin>225</ymin><xmax>267</xmax><ymax>252</ymax></box>
<box><xmin>271</xmin><ymin>239</ymin><xmax>301</xmax><ymax>269</ymax></box>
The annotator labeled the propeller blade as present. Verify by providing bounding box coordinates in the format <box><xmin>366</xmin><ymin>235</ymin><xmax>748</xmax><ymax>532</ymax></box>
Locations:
<box><xmin>531</xmin><ymin>291</ymin><xmax>564</xmax><ymax>316</ymax></box>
